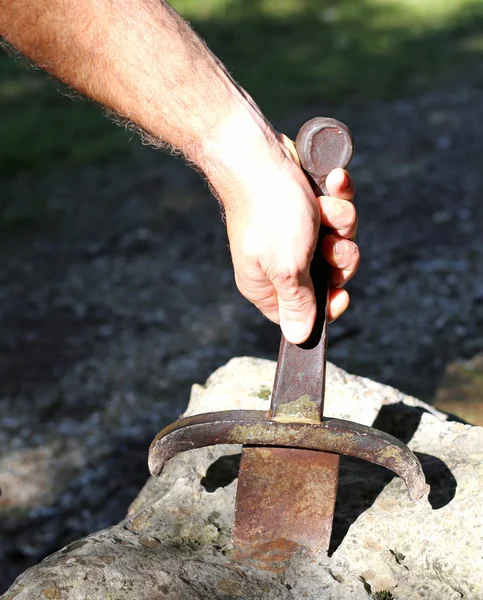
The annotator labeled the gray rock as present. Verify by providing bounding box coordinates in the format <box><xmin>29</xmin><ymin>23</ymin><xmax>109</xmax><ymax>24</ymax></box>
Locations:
<box><xmin>3</xmin><ymin>357</ymin><xmax>481</xmax><ymax>599</ymax></box>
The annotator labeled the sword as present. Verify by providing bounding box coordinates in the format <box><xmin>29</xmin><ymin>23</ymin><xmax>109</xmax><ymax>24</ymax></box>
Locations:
<box><xmin>148</xmin><ymin>117</ymin><xmax>427</xmax><ymax>571</ymax></box>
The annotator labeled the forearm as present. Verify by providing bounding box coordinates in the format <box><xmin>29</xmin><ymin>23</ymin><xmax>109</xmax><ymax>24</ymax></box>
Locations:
<box><xmin>0</xmin><ymin>0</ymin><xmax>279</xmax><ymax>192</ymax></box>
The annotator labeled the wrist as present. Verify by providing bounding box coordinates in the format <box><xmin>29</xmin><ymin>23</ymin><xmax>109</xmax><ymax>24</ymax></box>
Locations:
<box><xmin>195</xmin><ymin>93</ymin><xmax>286</xmax><ymax>209</ymax></box>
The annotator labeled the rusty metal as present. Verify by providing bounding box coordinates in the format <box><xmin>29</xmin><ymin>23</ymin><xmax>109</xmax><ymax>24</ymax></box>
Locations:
<box><xmin>234</xmin><ymin>447</ymin><xmax>340</xmax><ymax>567</ymax></box>
<box><xmin>148</xmin><ymin>409</ymin><xmax>427</xmax><ymax>501</ymax></box>
<box><xmin>148</xmin><ymin>117</ymin><xmax>428</xmax><ymax>570</ymax></box>
<box><xmin>268</xmin><ymin>119</ymin><xmax>355</xmax><ymax>423</ymax></box>
<box><xmin>295</xmin><ymin>118</ymin><xmax>353</xmax><ymax>195</ymax></box>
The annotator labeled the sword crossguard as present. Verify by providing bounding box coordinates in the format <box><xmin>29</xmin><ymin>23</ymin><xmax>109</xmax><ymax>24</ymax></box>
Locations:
<box><xmin>148</xmin><ymin>409</ymin><xmax>428</xmax><ymax>502</ymax></box>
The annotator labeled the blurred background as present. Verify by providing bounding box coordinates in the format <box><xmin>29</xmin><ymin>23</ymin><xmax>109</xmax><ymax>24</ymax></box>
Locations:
<box><xmin>1</xmin><ymin>0</ymin><xmax>483</xmax><ymax>592</ymax></box>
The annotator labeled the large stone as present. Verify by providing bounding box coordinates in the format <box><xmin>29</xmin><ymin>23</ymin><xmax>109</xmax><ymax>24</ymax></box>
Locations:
<box><xmin>2</xmin><ymin>357</ymin><xmax>482</xmax><ymax>599</ymax></box>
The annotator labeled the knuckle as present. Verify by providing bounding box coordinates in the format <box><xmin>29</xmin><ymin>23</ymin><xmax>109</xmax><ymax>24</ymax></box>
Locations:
<box><xmin>334</xmin><ymin>202</ymin><xmax>356</xmax><ymax>231</ymax></box>
<box><xmin>277</xmin><ymin>283</ymin><xmax>313</xmax><ymax>312</ymax></box>
<box><xmin>271</xmin><ymin>270</ymin><xmax>295</xmax><ymax>289</ymax></box>
<box><xmin>271</xmin><ymin>266</ymin><xmax>302</xmax><ymax>291</ymax></box>
<box><xmin>267</xmin><ymin>250</ymin><xmax>312</xmax><ymax>289</ymax></box>
<box><xmin>347</xmin><ymin>204</ymin><xmax>357</xmax><ymax>228</ymax></box>
<box><xmin>279</xmin><ymin>296</ymin><xmax>312</xmax><ymax>314</ymax></box>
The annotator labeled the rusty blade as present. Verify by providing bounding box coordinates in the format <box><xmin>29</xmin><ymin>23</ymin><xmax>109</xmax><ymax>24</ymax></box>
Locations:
<box><xmin>233</xmin><ymin>448</ymin><xmax>339</xmax><ymax>566</ymax></box>
<box><xmin>233</xmin><ymin>118</ymin><xmax>354</xmax><ymax>565</ymax></box>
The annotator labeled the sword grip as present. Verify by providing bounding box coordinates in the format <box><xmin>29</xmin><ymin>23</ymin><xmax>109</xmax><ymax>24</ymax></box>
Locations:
<box><xmin>269</xmin><ymin>118</ymin><xmax>354</xmax><ymax>421</ymax></box>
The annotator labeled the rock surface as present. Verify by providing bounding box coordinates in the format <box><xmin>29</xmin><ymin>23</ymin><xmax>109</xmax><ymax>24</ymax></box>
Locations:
<box><xmin>3</xmin><ymin>357</ymin><xmax>482</xmax><ymax>600</ymax></box>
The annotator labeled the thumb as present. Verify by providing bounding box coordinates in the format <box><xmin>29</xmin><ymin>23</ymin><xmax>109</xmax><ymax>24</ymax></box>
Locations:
<box><xmin>274</xmin><ymin>268</ymin><xmax>316</xmax><ymax>344</ymax></box>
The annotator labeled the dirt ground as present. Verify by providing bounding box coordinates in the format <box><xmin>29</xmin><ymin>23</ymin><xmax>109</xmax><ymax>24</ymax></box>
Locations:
<box><xmin>1</xmin><ymin>86</ymin><xmax>483</xmax><ymax>592</ymax></box>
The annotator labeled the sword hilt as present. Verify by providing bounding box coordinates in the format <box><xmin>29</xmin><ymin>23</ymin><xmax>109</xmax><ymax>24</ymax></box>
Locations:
<box><xmin>270</xmin><ymin>118</ymin><xmax>354</xmax><ymax>422</ymax></box>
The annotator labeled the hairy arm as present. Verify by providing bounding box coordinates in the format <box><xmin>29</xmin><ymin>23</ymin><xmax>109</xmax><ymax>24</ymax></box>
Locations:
<box><xmin>0</xmin><ymin>0</ymin><xmax>266</xmax><ymax>161</ymax></box>
<box><xmin>0</xmin><ymin>0</ymin><xmax>359</xmax><ymax>343</ymax></box>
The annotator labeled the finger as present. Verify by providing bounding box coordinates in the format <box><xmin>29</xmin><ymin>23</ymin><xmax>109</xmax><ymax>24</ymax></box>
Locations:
<box><xmin>318</xmin><ymin>196</ymin><xmax>358</xmax><ymax>240</ymax></box>
<box><xmin>234</xmin><ymin>270</ymin><xmax>280</xmax><ymax>324</ymax></box>
<box><xmin>272</xmin><ymin>268</ymin><xmax>316</xmax><ymax>344</ymax></box>
<box><xmin>254</xmin><ymin>292</ymin><xmax>280</xmax><ymax>325</ymax></box>
<box><xmin>325</xmin><ymin>168</ymin><xmax>355</xmax><ymax>202</ymax></box>
<box><xmin>322</xmin><ymin>234</ymin><xmax>360</xmax><ymax>287</ymax></box>
<box><xmin>327</xmin><ymin>288</ymin><xmax>350</xmax><ymax>322</ymax></box>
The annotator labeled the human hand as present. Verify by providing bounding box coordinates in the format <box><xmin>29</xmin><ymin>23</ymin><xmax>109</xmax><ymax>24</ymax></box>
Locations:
<box><xmin>208</xmin><ymin>125</ymin><xmax>359</xmax><ymax>345</ymax></box>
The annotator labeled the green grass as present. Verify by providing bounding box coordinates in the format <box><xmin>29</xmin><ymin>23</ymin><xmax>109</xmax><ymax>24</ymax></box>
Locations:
<box><xmin>372</xmin><ymin>592</ymin><xmax>394</xmax><ymax>600</ymax></box>
<box><xmin>2</xmin><ymin>0</ymin><xmax>483</xmax><ymax>176</ymax></box>
<box><xmin>0</xmin><ymin>59</ymin><xmax>133</xmax><ymax>176</ymax></box>
<box><xmin>175</xmin><ymin>0</ymin><xmax>483</xmax><ymax>110</ymax></box>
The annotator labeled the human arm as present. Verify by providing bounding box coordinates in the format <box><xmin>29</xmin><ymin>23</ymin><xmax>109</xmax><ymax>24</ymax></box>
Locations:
<box><xmin>0</xmin><ymin>0</ymin><xmax>359</xmax><ymax>343</ymax></box>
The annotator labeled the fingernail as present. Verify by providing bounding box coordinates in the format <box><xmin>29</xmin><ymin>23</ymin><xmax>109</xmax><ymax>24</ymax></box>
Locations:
<box><xmin>341</xmin><ymin>175</ymin><xmax>353</xmax><ymax>192</ymax></box>
<box><xmin>282</xmin><ymin>320</ymin><xmax>310</xmax><ymax>344</ymax></box>
<box><xmin>334</xmin><ymin>241</ymin><xmax>344</xmax><ymax>256</ymax></box>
